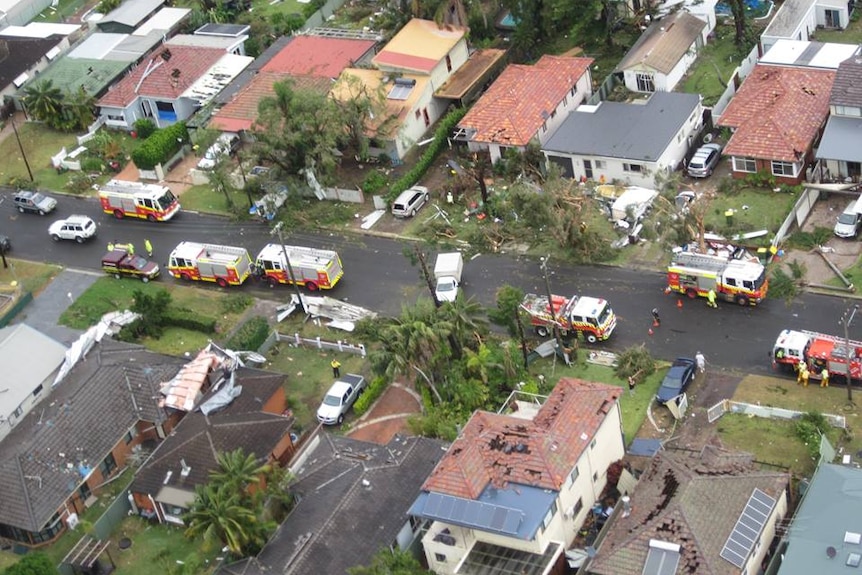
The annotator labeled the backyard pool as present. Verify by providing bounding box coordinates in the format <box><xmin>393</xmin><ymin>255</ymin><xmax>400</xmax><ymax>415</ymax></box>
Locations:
<box><xmin>716</xmin><ymin>0</ymin><xmax>774</xmax><ymax>19</ymax></box>
<box><xmin>496</xmin><ymin>10</ymin><xmax>518</xmax><ymax>30</ymax></box>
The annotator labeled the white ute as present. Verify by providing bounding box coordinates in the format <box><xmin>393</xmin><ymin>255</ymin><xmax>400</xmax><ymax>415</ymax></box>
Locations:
<box><xmin>433</xmin><ymin>252</ymin><xmax>464</xmax><ymax>303</ymax></box>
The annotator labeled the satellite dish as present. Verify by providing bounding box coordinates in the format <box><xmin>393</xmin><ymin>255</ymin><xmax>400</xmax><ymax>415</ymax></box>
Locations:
<box><xmin>827</xmin><ymin>546</ymin><xmax>837</xmax><ymax>558</ymax></box>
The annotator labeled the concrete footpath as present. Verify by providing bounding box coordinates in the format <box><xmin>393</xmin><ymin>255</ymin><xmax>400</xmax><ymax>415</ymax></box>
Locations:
<box><xmin>14</xmin><ymin>269</ymin><xmax>100</xmax><ymax>346</ymax></box>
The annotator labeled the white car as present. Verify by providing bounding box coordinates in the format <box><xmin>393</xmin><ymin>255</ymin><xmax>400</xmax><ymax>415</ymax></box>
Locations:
<box><xmin>197</xmin><ymin>133</ymin><xmax>240</xmax><ymax>170</ymax></box>
<box><xmin>316</xmin><ymin>374</ymin><xmax>366</xmax><ymax>425</ymax></box>
<box><xmin>48</xmin><ymin>215</ymin><xmax>97</xmax><ymax>243</ymax></box>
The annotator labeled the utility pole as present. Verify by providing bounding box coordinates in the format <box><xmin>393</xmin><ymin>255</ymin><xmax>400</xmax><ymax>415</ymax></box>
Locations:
<box><xmin>540</xmin><ymin>255</ymin><xmax>570</xmax><ymax>365</ymax></box>
<box><xmin>841</xmin><ymin>305</ymin><xmax>859</xmax><ymax>403</ymax></box>
<box><xmin>271</xmin><ymin>222</ymin><xmax>305</xmax><ymax>314</ymax></box>
<box><xmin>515</xmin><ymin>305</ymin><xmax>529</xmax><ymax>368</ymax></box>
<box><xmin>10</xmin><ymin>116</ymin><xmax>34</xmax><ymax>182</ymax></box>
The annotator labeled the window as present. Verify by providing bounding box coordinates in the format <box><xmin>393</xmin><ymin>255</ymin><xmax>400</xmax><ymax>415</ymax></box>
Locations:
<box><xmin>677</xmin><ymin>132</ymin><xmax>683</xmax><ymax>143</ymax></box>
<box><xmin>12</xmin><ymin>406</ymin><xmax>23</xmax><ymax>418</ymax></box>
<box><xmin>569</xmin><ymin>466</ymin><xmax>580</xmax><ymax>487</ymax></box>
<box><xmin>79</xmin><ymin>482</ymin><xmax>92</xmax><ymax>501</ymax></box>
<box><xmin>124</xmin><ymin>426</ymin><xmax>138</xmax><ymax>445</ymax></box>
<box><xmin>834</xmin><ymin>105</ymin><xmax>862</xmax><ymax>117</ymax></box>
<box><xmin>435</xmin><ymin>553</ymin><xmax>447</xmax><ymax>562</ymax></box>
<box><xmin>594</xmin><ymin>160</ymin><xmax>606</xmax><ymax>169</ymax></box>
<box><xmin>573</xmin><ymin>497</ymin><xmax>583</xmax><ymax>516</ymax></box>
<box><xmin>772</xmin><ymin>160</ymin><xmax>795</xmax><ymax>177</ymax></box>
<box><xmin>593</xmin><ymin>471</ymin><xmax>599</xmax><ymax>481</ymax></box>
<box><xmin>32</xmin><ymin>384</ymin><xmax>43</xmax><ymax>397</ymax></box>
<box><xmin>623</xmin><ymin>163</ymin><xmax>643</xmax><ymax>173</ymax></box>
<box><xmin>636</xmin><ymin>72</ymin><xmax>655</xmax><ymax>92</ymax></box>
<box><xmin>550</xmin><ymin>109</ymin><xmax>557</xmax><ymax>119</ymax></box>
<box><xmin>541</xmin><ymin>501</ymin><xmax>558</xmax><ymax>530</ymax></box>
<box><xmin>733</xmin><ymin>157</ymin><xmax>757</xmax><ymax>173</ymax></box>
<box><xmin>542</xmin><ymin>121</ymin><xmax>547</xmax><ymax>133</ymax></box>
<box><xmin>99</xmin><ymin>453</ymin><xmax>117</xmax><ymax>478</ymax></box>
<box><xmin>590</xmin><ymin>438</ymin><xmax>597</xmax><ymax>449</ymax></box>
<box><xmin>563</xmin><ymin>95</ymin><xmax>568</xmax><ymax>106</ymax></box>
<box><xmin>445</xmin><ymin>55</ymin><xmax>452</xmax><ymax>72</ymax></box>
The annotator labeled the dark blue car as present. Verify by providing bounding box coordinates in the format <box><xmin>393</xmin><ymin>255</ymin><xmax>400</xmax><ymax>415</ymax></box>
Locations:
<box><xmin>656</xmin><ymin>357</ymin><xmax>696</xmax><ymax>404</ymax></box>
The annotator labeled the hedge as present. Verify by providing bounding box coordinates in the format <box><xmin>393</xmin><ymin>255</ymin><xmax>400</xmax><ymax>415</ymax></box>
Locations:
<box><xmin>131</xmin><ymin>122</ymin><xmax>188</xmax><ymax>170</ymax></box>
<box><xmin>387</xmin><ymin>107</ymin><xmax>467</xmax><ymax>202</ymax></box>
<box><xmin>226</xmin><ymin>315</ymin><xmax>270</xmax><ymax>351</ymax></box>
<box><xmin>165</xmin><ymin>307</ymin><xmax>217</xmax><ymax>334</ymax></box>
<box><xmin>353</xmin><ymin>376</ymin><xmax>388</xmax><ymax>416</ymax></box>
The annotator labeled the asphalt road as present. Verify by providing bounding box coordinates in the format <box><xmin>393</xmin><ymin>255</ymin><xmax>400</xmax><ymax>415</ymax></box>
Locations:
<box><xmin>2</xmin><ymin>190</ymin><xmax>860</xmax><ymax>372</ymax></box>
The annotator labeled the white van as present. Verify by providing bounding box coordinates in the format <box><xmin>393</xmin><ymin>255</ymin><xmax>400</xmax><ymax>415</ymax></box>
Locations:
<box><xmin>834</xmin><ymin>197</ymin><xmax>862</xmax><ymax>238</ymax></box>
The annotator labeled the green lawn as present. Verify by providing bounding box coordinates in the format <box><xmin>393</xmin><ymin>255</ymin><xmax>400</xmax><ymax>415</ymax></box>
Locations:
<box><xmin>248</xmin><ymin>0</ymin><xmax>304</xmax><ymax>19</ymax></box>
<box><xmin>177</xmin><ymin>183</ymin><xmax>250</xmax><ymax>215</ymax></box>
<box><xmin>0</xmin><ymin>259</ymin><xmax>62</xmax><ymax>295</ymax></box>
<box><xmin>35</xmin><ymin>0</ymin><xmax>88</xmax><ymax>22</ymax></box>
<box><xmin>813</xmin><ymin>13</ymin><xmax>862</xmax><ymax>44</ymax></box>
<box><xmin>0</xmin><ymin>123</ymin><xmax>79</xmax><ymax>191</ymax></box>
<box><xmin>704</xmin><ymin>186</ymin><xmax>799</xmax><ymax>239</ymax></box>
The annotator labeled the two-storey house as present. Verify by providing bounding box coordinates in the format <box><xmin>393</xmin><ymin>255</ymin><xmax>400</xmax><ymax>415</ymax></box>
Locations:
<box><xmin>816</xmin><ymin>48</ymin><xmax>862</xmax><ymax>183</ymax></box>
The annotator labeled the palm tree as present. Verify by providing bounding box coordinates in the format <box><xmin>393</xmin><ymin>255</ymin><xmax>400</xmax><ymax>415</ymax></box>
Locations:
<box><xmin>184</xmin><ymin>484</ymin><xmax>261</xmax><ymax>555</ymax></box>
<box><xmin>438</xmin><ymin>296</ymin><xmax>487</xmax><ymax>357</ymax></box>
<box><xmin>22</xmin><ymin>80</ymin><xmax>63</xmax><ymax>124</ymax></box>
<box><xmin>61</xmin><ymin>86</ymin><xmax>96</xmax><ymax>131</ymax></box>
<box><xmin>210</xmin><ymin>448</ymin><xmax>270</xmax><ymax>494</ymax></box>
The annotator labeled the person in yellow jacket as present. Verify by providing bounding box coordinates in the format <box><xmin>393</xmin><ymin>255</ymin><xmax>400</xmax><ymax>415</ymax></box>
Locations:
<box><xmin>821</xmin><ymin>368</ymin><xmax>829</xmax><ymax>388</ymax></box>
<box><xmin>145</xmin><ymin>239</ymin><xmax>153</xmax><ymax>257</ymax></box>
<box><xmin>707</xmin><ymin>289</ymin><xmax>717</xmax><ymax>308</ymax></box>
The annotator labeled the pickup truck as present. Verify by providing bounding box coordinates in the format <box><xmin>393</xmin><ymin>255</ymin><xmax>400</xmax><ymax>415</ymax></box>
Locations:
<box><xmin>101</xmin><ymin>249</ymin><xmax>160</xmax><ymax>282</ymax></box>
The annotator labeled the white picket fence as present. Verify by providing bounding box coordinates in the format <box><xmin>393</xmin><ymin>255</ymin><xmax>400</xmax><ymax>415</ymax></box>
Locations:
<box><xmin>276</xmin><ymin>332</ymin><xmax>367</xmax><ymax>357</ymax></box>
<box><xmin>707</xmin><ymin>399</ymin><xmax>846</xmax><ymax>428</ymax></box>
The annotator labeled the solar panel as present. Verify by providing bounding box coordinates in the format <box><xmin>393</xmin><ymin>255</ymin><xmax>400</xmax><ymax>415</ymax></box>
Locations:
<box><xmin>644</xmin><ymin>540</ymin><xmax>681</xmax><ymax>575</ymax></box>
<box><xmin>388</xmin><ymin>84</ymin><xmax>413</xmax><ymax>100</ymax></box>
<box><xmin>719</xmin><ymin>488</ymin><xmax>776</xmax><ymax>568</ymax></box>
<box><xmin>421</xmin><ymin>493</ymin><xmax>524</xmax><ymax>536</ymax></box>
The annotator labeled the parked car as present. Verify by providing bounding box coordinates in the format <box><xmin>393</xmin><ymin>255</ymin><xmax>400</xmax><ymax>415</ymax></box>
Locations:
<box><xmin>101</xmin><ymin>249</ymin><xmax>160</xmax><ymax>282</ymax></box>
<box><xmin>834</xmin><ymin>197</ymin><xmax>862</xmax><ymax>238</ymax></box>
<box><xmin>197</xmin><ymin>132</ymin><xmax>240</xmax><ymax>170</ymax></box>
<box><xmin>391</xmin><ymin>185</ymin><xmax>430</xmax><ymax>218</ymax></box>
<box><xmin>316</xmin><ymin>374</ymin><xmax>367</xmax><ymax>425</ymax></box>
<box><xmin>13</xmin><ymin>190</ymin><xmax>57</xmax><ymax>215</ymax></box>
<box><xmin>655</xmin><ymin>357</ymin><xmax>697</xmax><ymax>404</ymax></box>
<box><xmin>48</xmin><ymin>215</ymin><xmax>97</xmax><ymax>243</ymax></box>
<box><xmin>686</xmin><ymin>143</ymin><xmax>723</xmax><ymax>178</ymax></box>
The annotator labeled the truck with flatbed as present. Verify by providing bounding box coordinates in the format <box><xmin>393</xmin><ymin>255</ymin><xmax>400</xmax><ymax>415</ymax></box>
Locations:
<box><xmin>101</xmin><ymin>248</ymin><xmax>160</xmax><ymax>282</ymax></box>
<box><xmin>520</xmin><ymin>293</ymin><xmax>616</xmax><ymax>343</ymax></box>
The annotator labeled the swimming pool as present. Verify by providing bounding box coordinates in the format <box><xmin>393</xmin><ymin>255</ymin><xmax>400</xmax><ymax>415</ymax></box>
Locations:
<box><xmin>496</xmin><ymin>10</ymin><xmax>519</xmax><ymax>30</ymax></box>
<box><xmin>716</xmin><ymin>0</ymin><xmax>774</xmax><ymax>19</ymax></box>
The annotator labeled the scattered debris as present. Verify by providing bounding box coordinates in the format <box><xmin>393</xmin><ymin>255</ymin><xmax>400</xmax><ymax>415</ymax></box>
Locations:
<box><xmin>276</xmin><ymin>294</ymin><xmax>378</xmax><ymax>331</ymax></box>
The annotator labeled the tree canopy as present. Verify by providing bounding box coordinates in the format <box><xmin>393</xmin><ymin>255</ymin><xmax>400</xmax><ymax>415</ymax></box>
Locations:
<box><xmin>3</xmin><ymin>553</ymin><xmax>57</xmax><ymax>575</ymax></box>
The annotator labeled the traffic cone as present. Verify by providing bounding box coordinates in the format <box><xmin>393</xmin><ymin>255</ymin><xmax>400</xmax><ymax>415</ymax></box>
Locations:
<box><xmin>677</xmin><ymin>299</ymin><xmax>683</xmax><ymax>309</ymax></box>
<box><xmin>652</xmin><ymin>318</ymin><xmax>660</xmax><ymax>327</ymax></box>
<box><xmin>648</xmin><ymin>328</ymin><xmax>654</xmax><ymax>336</ymax></box>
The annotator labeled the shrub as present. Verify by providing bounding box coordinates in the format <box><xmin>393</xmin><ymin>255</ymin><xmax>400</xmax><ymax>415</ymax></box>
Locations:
<box><xmin>80</xmin><ymin>157</ymin><xmax>104</xmax><ymax>172</ymax></box>
<box><xmin>353</xmin><ymin>376</ymin><xmax>387</xmax><ymax>415</ymax></box>
<box><xmin>614</xmin><ymin>345</ymin><xmax>656</xmax><ymax>382</ymax></box>
<box><xmin>164</xmin><ymin>307</ymin><xmax>217</xmax><ymax>333</ymax></box>
<box><xmin>133</xmin><ymin>118</ymin><xmax>156</xmax><ymax>139</ymax></box>
<box><xmin>64</xmin><ymin>172</ymin><xmax>95</xmax><ymax>195</ymax></box>
<box><xmin>220</xmin><ymin>293</ymin><xmax>253</xmax><ymax>314</ymax></box>
<box><xmin>488</xmin><ymin>285</ymin><xmax>525</xmax><ymax>336</ymax></box>
<box><xmin>795</xmin><ymin>411</ymin><xmax>828</xmax><ymax>459</ymax></box>
<box><xmin>362</xmin><ymin>170</ymin><xmax>388</xmax><ymax>195</ymax></box>
<box><xmin>131</xmin><ymin>122</ymin><xmax>188</xmax><ymax>170</ymax></box>
<box><xmin>226</xmin><ymin>315</ymin><xmax>270</xmax><ymax>351</ymax></box>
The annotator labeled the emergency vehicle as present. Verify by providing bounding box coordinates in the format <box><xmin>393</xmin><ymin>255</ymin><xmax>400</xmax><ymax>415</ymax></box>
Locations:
<box><xmin>167</xmin><ymin>242</ymin><xmax>253</xmax><ymax>287</ymax></box>
<box><xmin>772</xmin><ymin>329</ymin><xmax>862</xmax><ymax>382</ymax></box>
<box><xmin>667</xmin><ymin>251</ymin><xmax>768</xmax><ymax>306</ymax></box>
<box><xmin>99</xmin><ymin>180</ymin><xmax>181</xmax><ymax>222</ymax></box>
<box><xmin>254</xmin><ymin>243</ymin><xmax>343</xmax><ymax>291</ymax></box>
<box><xmin>520</xmin><ymin>293</ymin><xmax>616</xmax><ymax>343</ymax></box>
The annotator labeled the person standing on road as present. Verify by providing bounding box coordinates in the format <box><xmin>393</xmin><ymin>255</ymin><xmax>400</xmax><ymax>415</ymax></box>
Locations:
<box><xmin>652</xmin><ymin>307</ymin><xmax>661</xmax><ymax>327</ymax></box>
<box><xmin>127</xmin><ymin>243</ymin><xmax>135</xmax><ymax>256</ymax></box>
<box><xmin>801</xmin><ymin>365</ymin><xmax>810</xmax><ymax>387</ymax></box>
<box><xmin>695</xmin><ymin>351</ymin><xmax>706</xmax><ymax>373</ymax></box>
<box><xmin>107</xmin><ymin>241</ymin><xmax>114</xmax><ymax>252</ymax></box>
<box><xmin>331</xmin><ymin>359</ymin><xmax>341</xmax><ymax>378</ymax></box>
<box><xmin>628</xmin><ymin>376</ymin><xmax>636</xmax><ymax>396</ymax></box>
<box><xmin>145</xmin><ymin>239</ymin><xmax>153</xmax><ymax>257</ymax></box>
<box><xmin>797</xmin><ymin>360</ymin><xmax>806</xmax><ymax>384</ymax></box>
<box><xmin>821</xmin><ymin>367</ymin><xmax>830</xmax><ymax>388</ymax></box>
<box><xmin>707</xmin><ymin>289</ymin><xmax>717</xmax><ymax>308</ymax></box>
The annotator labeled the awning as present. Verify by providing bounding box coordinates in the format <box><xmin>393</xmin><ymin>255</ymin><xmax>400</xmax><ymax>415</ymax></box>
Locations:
<box><xmin>156</xmin><ymin>486</ymin><xmax>196</xmax><ymax>508</ymax></box>
<box><xmin>816</xmin><ymin>115</ymin><xmax>862</xmax><ymax>163</ymax></box>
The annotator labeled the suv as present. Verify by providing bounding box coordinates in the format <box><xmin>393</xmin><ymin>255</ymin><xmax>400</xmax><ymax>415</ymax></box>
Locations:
<box><xmin>13</xmin><ymin>190</ymin><xmax>57</xmax><ymax>215</ymax></box>
<box><xmin>316</xmin><ymin>374</ymin><xmax>367</xmax><ymax>425</ymax></box>
<box><xmin>686</xmin><ymin>143</ymin><xmax>723</xmax><ymax>178</ymax></box>
<box><xmin>48</xmin><ymin>215</ymin><xmax>97</xmax><ymax>243</ymax></box>
<box><xmin>391</xmin><ymin>185</ymin><xmax>430</xmax><ymax>218</ymax></box>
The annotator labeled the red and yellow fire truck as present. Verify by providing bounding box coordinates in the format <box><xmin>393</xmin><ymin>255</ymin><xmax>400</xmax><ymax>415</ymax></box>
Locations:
<box><xmin>772</xmin><ymin>329</ymin><xmax>862</xmax><ymax>381</ymax></box>
<box><xmin>667</xmin><ymin>251</ymin><xmax>768</xmax><ymax>306</ymax></box>
<box><xmin>99</xmin><ymin>180</ymin><xmax>181</xmax><ymax>222</ymax></box>
<box><xmin>254</xmin><ymin>243</ymin><xmax>343</xmax><ymax>291</ymax></box>
<box><xmin>520</xmin><ymin>293</ymin><xmax>616</xmax><ymax>343</ymax></box>
<box><xmin>167</xmin><ymin>242</ymin><xmax>253</xmax><ymax>287</ymax></box>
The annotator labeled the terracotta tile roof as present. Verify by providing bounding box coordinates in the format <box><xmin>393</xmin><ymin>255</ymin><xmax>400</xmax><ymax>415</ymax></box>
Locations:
<box><xmin>587</xmin><ymin>446</ymin><xmax>790</xmax><ymax>575</ymax></box>
<box><xmin>210</xmin><ymin>72</ymin><xmax>333</xmax><ymax>132</ymax></box>
<box><xmin>372</xmin><ymin>18</ymin><xmax>466</xmax><ymax>73</ymax></box>
<box><xmin>98</xmin><ymin>44</ymin><xmax>225</xmax><ymax>107</ymax></box>
<box><xmin>458</xmin><ymin>55</ymin><xmax>593</xmax><ymax>147</ymax></box>
<box><xmin>717</xmin><ymin>64</ymin><xmax>834</xmax><ymax>162</ymax></box>
<box><xmin>422</xmin><ymin>379</ymin><xmax>619</xmax><ymax>499</ymax></box>
<box><xmin>260</xmin><ymin>36</ymin><xmax>376</xmax><ymax>77</ymax></box>
<box><xmin>830</xmin><ymin>52</ymin><xmax>862</xmax><ymax>108</ymax></box>
<box><xmin>616</xmin><ymin>12</ymin><xmax>706</xmax><ymax>75</ymax></box>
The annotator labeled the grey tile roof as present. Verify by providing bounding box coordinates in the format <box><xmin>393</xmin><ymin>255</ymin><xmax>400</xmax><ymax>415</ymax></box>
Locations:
<box><xmin>0</xmin><ymin>339</ymin><xmax>186</xmax><ymax>532</ymax></box>
<box><xmin>130</xmin><ymin>370</ymin><xmax>291</xmax><ymax>499</ymax></box>
<box><xmin>218</xmin><ymin>434</ymin><xmax>447</xmax><ymax>575</ymax></box>
<box><xmin>763</xmin><ymin>0</ymin><xmax>817</xmax><ymax>39</ymax></box>
<box><xmin>543</xmin><ymin>91</ymin><xmax>701</xmax><ymax>161</ymax></box>
<box><xmin>586</xmin><ymin>446</ymin><xmax>789</xmax><ymax>575</ymax></box>
<box><xmin>816</xmin><ymin>115</ymin><xmax>862</xmax><ymax>163</ymax></box>
<box><xmin>0</xmin><ymin>324</ymin><xmax>66</xmax><ymax>419</ymax></box>
<box><xmin>616</xmin><ymin>12</ymin><xmax>706</xmax><ymax>74</ymax></box>
<box><xmin>830</xmin><ymin>52</ymin><xmax>862</xmax><ymax>108</ymax></box>
<box><xmin>97</xmin><ymin>0</ymin><xmax>164</xmax><ymax>28</ymax></box>
<box><xmin>0</xmin><ymin>36</ymin><xmax>64</xmax><ymax>91</ymax></box>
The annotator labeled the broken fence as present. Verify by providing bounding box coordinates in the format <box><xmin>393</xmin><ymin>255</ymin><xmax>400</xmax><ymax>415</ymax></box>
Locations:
<box><xmin>275</xmin><ymin>332</ymin><xmax>367</xmax><ymax>357</ymax></box>
<box><xmin>707</xmin><ymin>399</ymin><xmax>845</xmax><ymax>428</ymax></box>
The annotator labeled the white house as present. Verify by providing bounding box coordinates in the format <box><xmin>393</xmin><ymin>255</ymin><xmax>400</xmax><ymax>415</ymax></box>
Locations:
<box><xmin>409</xmin><ymin>379</ymin><xmax>624</xmax><ymax>575</ymax></box>
<box><xmin>817</xmin><ymin>48</ymin><xmax>862</xmax><ymax>182</ymax></box>
<box><xmin>542</xmin><ymin>91</ymin><xmax>703</xmax><ymax>187</ymax></box>
<box><xmin>615</xmin><ymin>11</ymin><xmax>707</xmax><ymax>93</ymax></box>
<box><xmin>0</xmin><ymin>324</ymin><xmax>66</xmax><ymax>442</ymax></box>
<box><xmin>456</xmin><ymin>55</ymin><xmax>594</xmax><ymax>163</ymax></box>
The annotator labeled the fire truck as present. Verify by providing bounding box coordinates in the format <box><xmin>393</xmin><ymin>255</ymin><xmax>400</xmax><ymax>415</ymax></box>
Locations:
<box><xmin>667</xmin><ymin>251</ymin><xmax>768</xmax><ymax>306</ymax></box>
<box><xmin>520</xmin><ymin>293</ymin><xmax>616</xmax><ymax>343</ymax></box>
<box><xmin>99</xmin><ymin>180</ymin><xmax>181</xmax><ymax>222</ymax></box>
<box><xmin>254</xmin><ymin>243</ymin><xmax>343</xmax><ymax>291</ymax></box>
<box><xmin>167</xmin><ymin>242</ymin><xmax>253</xmax><ymax>287</ymax></box>
<box><xmin>772</xmin><ymin>329</ymin><xmax>862</xmax><ymax>382</ymax></box>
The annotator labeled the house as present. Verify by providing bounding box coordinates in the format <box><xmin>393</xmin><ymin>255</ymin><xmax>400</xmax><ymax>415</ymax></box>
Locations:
<box><xmin>0</xmin><ymin>0</ymin><xmax>55</xmax><ymax>27</ymax></box>
<box><xmin>656</xmin><ymin>0</ymin><xmax>720</xmax><ymax>36</ymax></box>
<box><xmin>210</xmin><ymin>35</ymin><xmax>377</xmax><ymax>133</ymax></box>
<box><xmin>0</xmin><ymin>339</ymin><xmax>191</xmax><ymax>547</ymax></box>
<box><xmin>131</xmin><ymin>7</ymin><xmax>190</xmax><ymax>38</ymax></box>
<box><xmin>760</xmin><ymin>0</ymin><xmax>851</xmax><ymax>54</ymax></box>
<box><xmin>542</xmin><ymin>91</ymin><xmax>703</xmax><ymax>187</ymax></box>
<box><xmin>95</xmin><ymin>0</ymin><xmax>165</xmax><ymax>34</ymax></box>
<box><xmin>716</xmin><ymin>64</ymin><xmax>835</xmax><ymax>184</ymax></box>
<box><xmin>615</xmin><ymin>11</ymin><xmax>707</xmax><ymax>93</ymax></box>
<box><xmin>774</xmin><ymin>463</ymin><xmax>862</xmax><ymax>574</ymax></box>
<box><xmin>129</xmin><ymin>368</ymin><xmax>294</xmax><ymax>525</ymax></box>
<box><xmin>434</xmin><ymin>47</ymin><xmax>507</xmax><ymax>107</ymax></box>
<box><xmin>98</xmin><ymin>41</ymin><xmax>253</xmax><ymax>130</ymax></box>
<box><xmin>167</xmin><ymin>31</ymin><xmax>248</xmax><ymax>56</ymax></box>
<box><xmin>759</xmin><ymin>39</ymin><xmax>858</xmax><ymax>70</ymax></box>
<box><xmin>216</xmin><ymin>433</ymin><xmax>447</xmax><ymax>575</ymax></box>
<box><xmin>0</xmin><ymin>324</ymin><xmax>66</xmax><ymax>443</ymax></box>
<box><xmin>816</xmin><ymin>48</ymin><xmax>862</xmax><ymax>183</ymax></box>
<box><xmin>409</xmin><ymin>379</ymin><xmax>624</xmax><ymax>575</ymax></box>
<box><xmin>455</xmin><ymin>55</ymin><xmax>594</xmax><ymax>163</ymax></box>
<box><xmin>583</xmin><ymin>446</ymin><xmax>790</xmax><ymax>575</ymax></box>
<box><xmin>0</xmin><ymin>35</ymin><xmax>67</xmax><ymax>100</ymax></box>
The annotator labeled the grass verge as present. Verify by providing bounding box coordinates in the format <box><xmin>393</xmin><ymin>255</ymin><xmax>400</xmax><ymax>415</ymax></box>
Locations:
<box><xmin>0</xmin><ymin>123</ymin><xmax>80</xmax><ymax>191</ymax></box>
<box><xmin>0</xmin><ymin>259</ymin><xmax>62</xmax><ymax>295</ymax></box>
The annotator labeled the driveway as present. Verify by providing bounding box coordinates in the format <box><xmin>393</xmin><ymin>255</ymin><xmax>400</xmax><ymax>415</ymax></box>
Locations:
<box><xmin>13</xmin><ymin>268</ymin><xmax>100</xmax><ymax>345</ymax></box>
<box><xmin>348</xmin><ymin>382</ymin><xmax>423</xmax><ymax>444</ymax></box>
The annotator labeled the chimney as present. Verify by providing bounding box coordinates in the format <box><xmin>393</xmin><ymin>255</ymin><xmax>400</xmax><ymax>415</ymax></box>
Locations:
<box><xmin>180</xmin><ymin>459</ymin><xmax>191</xmax><ymax>478</ymax></box>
